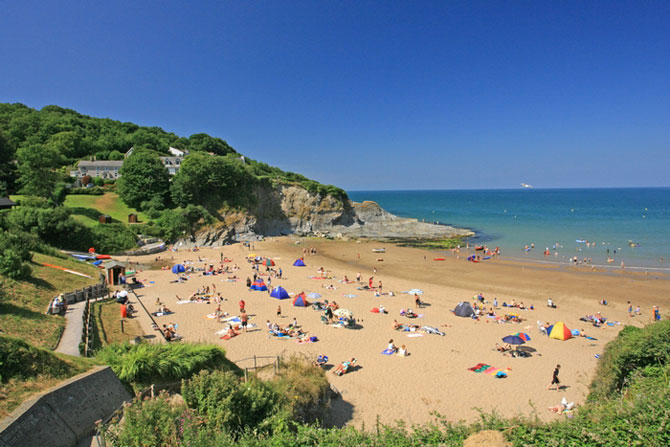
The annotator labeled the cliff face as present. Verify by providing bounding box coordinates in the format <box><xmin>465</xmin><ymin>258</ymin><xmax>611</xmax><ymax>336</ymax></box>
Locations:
<box><xmin>179</xmin><ymin>183</ymin><xmax>472</xmax><ymax>246</ymax></box>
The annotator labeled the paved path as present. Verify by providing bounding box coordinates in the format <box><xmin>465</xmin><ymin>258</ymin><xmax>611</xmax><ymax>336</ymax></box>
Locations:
<box><xmin>55</xmin><ymin>300</ymin><xmax>86</xmax><ymax>356</ymax></box>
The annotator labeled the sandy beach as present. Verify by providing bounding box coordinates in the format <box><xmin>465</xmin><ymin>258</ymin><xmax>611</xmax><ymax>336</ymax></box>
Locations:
<box><xmin>122</xmin><ymin>237</ymin><xmax>669</xmax><ymax>429</ymax></box>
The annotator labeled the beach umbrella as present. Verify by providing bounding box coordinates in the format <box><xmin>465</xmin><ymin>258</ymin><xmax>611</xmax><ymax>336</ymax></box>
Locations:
<box><xmin>307</xmin><ymin>292</ymin><xmax>322</xmax><ymax>299</ymax></box>
<box><xmin>171</xmin><ymin>264</ymin><xmax>185</xmax><ymax>274</ymax></box>
<box><xmin>513</xmin><ymin>332</ymin><xmax>531</xmax><ymax>342</ymax></box>
<box><xmin>501</xmin><ymin>335</ymin><xmax>526</xmax><ymax>346</ymax></box>
<box><xmin>333</xmin><ymin>309</ymin><xmax>353</xmax><ymax>318</ymax></box>
<box><xmin>270</xmin><ymin>286</ymin><xmax>290</xmax><ymax>299</ymax></box>
<box><xmin>342</xmin><ymin>294</ymin><xmax>357</xmax><ymax>299</ymax></box>
<box><xmin>263</xmin><ymin>258</ymin><xmax>275</xmax><ymax>267</ymax></box>
<box><xmin>548</xmin><ymin>321</ymin><xmax>573</xmax><ymax>341</ymax></box>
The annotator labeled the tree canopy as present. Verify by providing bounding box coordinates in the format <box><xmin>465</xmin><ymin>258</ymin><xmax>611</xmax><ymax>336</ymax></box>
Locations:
<box><xmin>117</xmin><ymin>150</ymin><xmax>171</xmax><ymax>210</ymax></box>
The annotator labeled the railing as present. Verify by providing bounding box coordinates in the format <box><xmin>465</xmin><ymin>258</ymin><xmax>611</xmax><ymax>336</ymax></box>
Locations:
<box><xmin>45</xmin><ymin>281</ymin><xmax>108</xmax><ymax>315</ymax></box>
<box><xmin>235</xmin><ymin>355</ymin><xmax>282</xmax><ymax>381</ymax></box>
<box><xmin>81</xmin><ymin>296</ymin><xmax>94</xmax><ymax>356</ymax></box>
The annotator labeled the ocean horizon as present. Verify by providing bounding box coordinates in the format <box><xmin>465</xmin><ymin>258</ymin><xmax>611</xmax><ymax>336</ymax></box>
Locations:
<box><xmin>348</xmin><ymin>187</ymin><xmax>670</xmax><ymax>270</ymax></box>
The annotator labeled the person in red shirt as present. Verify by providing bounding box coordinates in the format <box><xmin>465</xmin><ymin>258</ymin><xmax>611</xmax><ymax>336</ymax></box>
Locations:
<box><xmin>369</xmin><ymin>277</ymin><xmax>374</xmax><ymax>288</ymax></box>
<box><xmin>239</xmin><ymin>299</ymin><xmax>245</xmax><ymax>313</ymax></box>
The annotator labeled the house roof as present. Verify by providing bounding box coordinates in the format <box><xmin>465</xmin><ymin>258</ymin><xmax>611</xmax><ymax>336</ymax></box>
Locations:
<box><xmin>77</xmin><ymin>160</ymin><xmax>124</xmax><ymax>168</ymax></box>
<box><xmin>0</xmin><ymin>197</ymin><xmax>17</xmax><ymax>207</ymax></box>
<box><xmin>104</xmin><ymin>260</ymin><xmax>127</xmax><ymax>269</ymax></box>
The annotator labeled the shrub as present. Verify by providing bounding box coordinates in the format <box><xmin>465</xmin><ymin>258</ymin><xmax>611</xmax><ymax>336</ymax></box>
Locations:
<box><xmin>95</xmin><ymin>342</ymin><xmax>236</xmax><ymax>388</ymax></box>
<box><xmin>182</xmin><ymin>370</ymin><xmax>278</xmax><ymax>436</ymax></box>
<box><xmin>589</xmin><ymin>320</ymin><xmax>670</xmax><ymax>400</ymax></box>
<box><xmin>270</xmin><ymin>355</ymin><xmax>331</xmax><ymax>424</ymax></box>
<box><xmin>68</xmin><ymin>186</ymin><xmax>105</xmax><ymax>195</ymax></box>
<box><xmin>89</xmin><ymin>223</ymin><xmax>137</xmax><ymax>253</ymax></box>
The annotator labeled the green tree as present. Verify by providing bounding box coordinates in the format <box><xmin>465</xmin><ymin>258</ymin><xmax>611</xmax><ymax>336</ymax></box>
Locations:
<box><xmin>15</xmin><ymin>143</ymin><xmax>64</xmax><ymax>199</ymax></box>
<box><xmin>171</xmin><ymin>152</ymin><xmax>254</xmax><ymax>210</ymax></box>
<box><xmin>117</xmin><ymin>150</ymin><xmax>170</xmax><ymax>210</ymax></box>
<box><xmin>0</xmin><ymin>130</ymin><xmax>16</xmax><ymax>196</ymax></box>
<box><xmin>187</xmin><ymin>133</ymin><xmax>236</xmax><ymax>156</ymax></box>
<box><xmin>108</xmin><ymin>150</ymin><xmax>124</xmax><ymax>160</ymax></box>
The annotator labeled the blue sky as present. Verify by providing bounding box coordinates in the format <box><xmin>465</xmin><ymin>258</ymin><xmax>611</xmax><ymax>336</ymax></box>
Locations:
<box><xmin>1</xmin><ymin>1</ymin><xmax>669</xmax><ymax>190</ymax></box>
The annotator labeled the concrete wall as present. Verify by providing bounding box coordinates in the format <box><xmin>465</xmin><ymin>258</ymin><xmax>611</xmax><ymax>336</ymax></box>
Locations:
<box><xmin>0</xmin><ymin>366</ymin><xmax>131</xmax><ymax>447</ymax></box>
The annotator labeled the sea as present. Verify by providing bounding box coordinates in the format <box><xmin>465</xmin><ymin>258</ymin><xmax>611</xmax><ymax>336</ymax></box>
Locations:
<box><xmin>347</xmin><ymin>188</ymin><xmax>670</xmax><ymax>271</ymax></box>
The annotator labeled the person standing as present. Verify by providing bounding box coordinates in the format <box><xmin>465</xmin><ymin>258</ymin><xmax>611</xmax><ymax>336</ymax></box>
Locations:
<box><xmin>240</xmin><ymin>311</ymin><xmax>248</xmax><ymax>332</ymax></box>
<box><xmin>239</xmin><ymin>299</ymin><xmax>245</xmax><ymax>313</ymax></box>
<box><xmin>547</xmin><ymin>364</ymin><xmax>561</xmax><ymax>391</ymax></box>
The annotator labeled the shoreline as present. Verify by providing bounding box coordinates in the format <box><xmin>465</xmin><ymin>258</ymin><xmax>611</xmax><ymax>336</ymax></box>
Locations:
<box><xmin>123</xmin><ymin>236</ymin><xmax>668</xmax><ymax>429</ymax></box>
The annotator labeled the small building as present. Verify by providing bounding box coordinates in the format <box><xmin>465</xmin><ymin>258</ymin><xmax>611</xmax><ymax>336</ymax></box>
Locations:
<box><xmin>104</xmin><ymin>261</ymin><xmax>127</xmax><ymax>285</ymax></box>
<box><xmin>128</xmin><ymin>213</ymin><xmax>138</xmax><ymax>223</ymax></box>
<box><xmin>0</xmin><ymin>197</ymin><xmax>17</xmax><ymax>210</ymax></box>
<box><xmin>159</xmin><ymin>156</ymin><xmax>183</xmax><ymax>175</ymax></box>
<box><xmin>71</xmin><ymin>160</ymin><xmax>124</xmax><ymax>179</ymax></box>
<box><xmin>99</xmin><ymin>215</ymin><xmax>112</xmax><ymax>224</ymax></box>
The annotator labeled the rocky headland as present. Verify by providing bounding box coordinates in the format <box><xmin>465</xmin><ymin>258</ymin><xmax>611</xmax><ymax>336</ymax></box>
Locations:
<box><xmin>177</xmin><ymin>184</ymin><xmax>473</xmax><ymax>246</ymax></box>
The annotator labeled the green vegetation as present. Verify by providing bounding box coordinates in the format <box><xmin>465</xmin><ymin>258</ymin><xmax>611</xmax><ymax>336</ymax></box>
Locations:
<box><xmin>389</xmin><ymin>236</ymin><xmax>465</xmax><ymax>250</ymax></box>
<box><xmin>101</xmin><ymin>321</ymin><xmax>670</xmax><ymax>447</ymax></box>
<box><xmin>0</xmin><ymin>336</ymin><xmax>96</xmax><ymax>417</ymax></box>
<box><xmin>117</xmin><ymin>150</ymin><xmax>171</xmax><ymax>210</ymax></box>
<box><xmin>90</xmin><ymin>299</ymin><xmax>144</xmax><ymax>350</ymax></box>
<box><xmin>64</xmin><ymin>192</ymin><xmax>151</xmax><ymax>226</ymax></box>
<box><xmin>95</xmin><ymin>342</ymin><xmax>238</xmax><ymax>390</ymax></box>
<box><xmin>0</xmin><ymin>252</ymin><xmax>99</xmax><ymax>349</ymax></box>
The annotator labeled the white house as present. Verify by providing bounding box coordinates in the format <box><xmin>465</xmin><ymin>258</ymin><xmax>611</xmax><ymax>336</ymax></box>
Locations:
<box><xmin>70</xmin><ymin>160</ymin><xmax>124</xmax><ymax>179</ymax></box>
<box><xmin>168</xmin><ymin>147</ymin><xmax>188</xmax><ymax>157</ymax></box>
<box><xmin>159</xmin><ymin>156</ymin><xmax>183</xmax><ymax>175</ymax></box>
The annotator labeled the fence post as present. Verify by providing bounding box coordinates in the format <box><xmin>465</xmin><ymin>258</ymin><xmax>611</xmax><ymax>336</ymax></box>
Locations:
<box><xmin>277</xmin><ymin>355</ymin><xmax>280</xmax><ymax>373</ymax></box>
<box><xmin>244</xmin><ymin>368</ymin><xmax>248</xmax><ymax>383</ymax></box>
<box><xmin>120</xmin><ymin>319</ymin><xmax>125</xmax><ymax>333</ymax></box>
<box><xmin>253</xmin><ymin>355</ymin><xmax>257</xmax><ymax>371</ymax></box>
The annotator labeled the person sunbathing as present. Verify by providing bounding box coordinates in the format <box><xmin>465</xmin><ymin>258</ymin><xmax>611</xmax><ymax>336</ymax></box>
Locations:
<box><xmin>397</xmin><ymin>345</ymin><xmax>408</xmax><ymax>357</ymax></box>
<box><xmin>333</xmin><ymin>358</ymin><xmax>356</xmax><ymax>375</ymax></box>
<box><xmin>496</xmin><ymin>343</ymin><xmax>512</xmax><ymax>352</ymax></box>
<box><xmin>405</xmin><ymin>309</ymin><xmax>418</xmax><ymax>318</ymax></box>
<box><xmin>392</xmin><ymin>319</ymin><xmax>402</xmax><ymax>330</ymax></box>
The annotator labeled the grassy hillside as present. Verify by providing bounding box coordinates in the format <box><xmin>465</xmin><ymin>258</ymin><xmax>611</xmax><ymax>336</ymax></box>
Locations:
<box><xmin>64</xmin><ymin>192</ymin><xmax>152</xmax><ymax>226</ymax></box>
<box><xmin>0</xmin><ymin>252</ymin><xmax>100</xmax><ymax>349</ymax></box>
<box><xmin>0</xmin><ymin>336</ymin><xmax>96</xmax><ymax>418</ymax></box>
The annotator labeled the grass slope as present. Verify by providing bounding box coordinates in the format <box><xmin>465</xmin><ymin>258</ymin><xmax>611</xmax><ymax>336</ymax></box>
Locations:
<box><xmin>0</xmin><ymin>252</ymin><xmax>100</xmax><ymax>349</ymax></box>
<box><xmin>64</xmin><ymin>192</ymin><xmax>151</xmax><ymax>227</ymax></box>
<box><xmin>91</xmin><ymin>298</ymin><xmax>144</xmax><ymax>349</ymax></box>
<box><xmin>0</xmin><ymin>336</ymin><xmax>96</xmax><ymax>418</ymax></box>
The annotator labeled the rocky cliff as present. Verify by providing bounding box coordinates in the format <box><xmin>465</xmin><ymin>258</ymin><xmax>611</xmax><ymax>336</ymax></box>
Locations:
<box><xmin>178</xmin><ymin>183</ymin><xmax>472</xmax><ymax>246</ymax></box>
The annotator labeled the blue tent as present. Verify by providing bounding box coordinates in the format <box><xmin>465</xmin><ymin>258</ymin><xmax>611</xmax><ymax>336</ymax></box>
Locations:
<box><xmin>293</xmin><ymin>258</ymin><xmax>306</xmax><ymax>267</ymax></box>
<box><xmin>172</xmin><ymin>264</ymin><xmax>186</xmax><ymax>274</ymax></box>
<box><xmin>293</xmin><ymin>293</ymin><xmax>308</xmax><ymax>307</ymax></box>
<box><xmin>250</xmin><ymin>279</ymin><xmax>268</xmax><ymax>291</ymax></box>
<box><xmin>270</xmin><ymin>286</ymin><xmax>290</xmax><ymax>299</ymax></box>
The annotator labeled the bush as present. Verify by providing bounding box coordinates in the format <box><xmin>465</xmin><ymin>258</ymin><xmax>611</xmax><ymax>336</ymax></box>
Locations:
<box><xmin>182</xmin><ymin>370</ymin><xmax>278</xmax><ymax>436</ymax></box>
<box><xmin>589</xmin><ymin>320</ymin><xmax>670</xmax><ymax>400</ymax></box>
<box><xmin>0</xmin><ymin>231</ymin><xmax>33</xmax><ymax>279</ymax></box>
<box><xmin>270</xmin><ymin>355</ymin><xmax>331</xmax><ymax>424</ymax></box>
<box><xmin>95</xmin><ymin>342</ymin><xmax>237</xmax><ymax>388</ymax></box>
<box><xmin>90</xmin><ymin>223</ymin><xmax>137</xmax><ymax>253</ymax></box>
<box><xmin>68</xmin><ymin>186</ymin><xmax>105</xmax><ymax>195</ymax></box>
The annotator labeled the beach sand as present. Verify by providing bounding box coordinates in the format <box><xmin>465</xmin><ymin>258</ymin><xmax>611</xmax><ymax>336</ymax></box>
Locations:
<box><xmin>123</xmin><ymin>237</ymin><xmax>668</xmax><ymax>429</ymax></box>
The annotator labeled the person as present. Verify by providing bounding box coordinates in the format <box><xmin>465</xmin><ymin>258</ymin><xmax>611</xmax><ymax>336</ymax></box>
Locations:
<box><xmin>392</xmin><ymin>319</ymin><xmax>402</xmax><ymax>330</ymax></box>
<box><xmin>653</xmin><ymin>306</ymin><xmax>661</xmax><ymax>321</ymax></box>
<box><xmin>240</xmin><ymin>311</ymin><xmax>248</xmax><ymax>332</ymax></box>
<box><xmin>547</xmin><ymin>364</ymin><xmax>561</xmax><ymax>391</ymax></box>
<box><xmin>397</xmin><ymin>345</ymin><xmax>408</xmax><ymax>357</ymax></box>
<box><xmin>414</xmin><ymin>293</ymin><xmax>421</xmax><ymax>308</ymax></box>
<box><xmin>369</xmin><ymin>277</ymin><xmax>374</xmax><ymax>288</ymax></box>
<box><xmin>277</xmin><ymin>305</ymin><xmax>282</xmax><ymax>317</ymax></box>
<box><xmin>356</xmin><ymin>272</ymin><xmax>361</xmax><ymax>283</ymax></box>
<box><xmin>120</xmin><ymin>303</ymin><xmax>128</xmax><ymax>319</ymax></box>
<box><xmin>387</xmin><ymin>339</ymin><xmax>397</xmax><ymax>352</ymax></box>
<box><xmin>496</xmin><ymin>343</ymin><xmax>511</xmax><ymax>352</ymax></box>
<box><xmin>239</xmin><ymin>299</ymin><xmax>245</xmax><ymax>313</ymax></box>
<box><xmin>333</xmin><ymin>358</ymin><xmax>356</xmax><ymax>375</ymax></box>
<box><xmin>628</xmin><ymin>301</ymin><xmax>633</xmax><ymax>316</ymax></box>
<box><xmin>246</xmin><ymin>277</ymin><xmax>252</xmax><ymax>287</ymax></box>
<box><xmin>278</xmin><ymin>268</ymin><xmax>282</xmax><ymax>278</ymax></box>
<box><xmin>378</xmin><ymin>280</ymin><xmax>383</xmax><ymax>293</ymax></box>
<box><xmin>324</xmin><ymin>306</ymin><xmax>334</xmax><ymax>321</ymax></box>
<box><xmin>493</xmin><ymin>297</ymin><xmax>498</xmax><ymax>308</ymax></box>
<box><xmin>547</xmin><ymin>297</ymin><xmax>556</xmax><ymax>308</ymax></box>
<box><xmin>292</xmin><ymin>317</ymin><xmax>298</xmax><ymax>327</ymax></box>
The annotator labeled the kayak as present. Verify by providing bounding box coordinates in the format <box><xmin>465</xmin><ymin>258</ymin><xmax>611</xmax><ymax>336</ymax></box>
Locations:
<box><xmin>433</xmin><ymin>258</ymin><xmax>446</xmax><ymax>261</ymax></box>
<box><xmin>96</xmin><ymin>254</ymin><xmax>111</xmax><ymax>259</ymax></box>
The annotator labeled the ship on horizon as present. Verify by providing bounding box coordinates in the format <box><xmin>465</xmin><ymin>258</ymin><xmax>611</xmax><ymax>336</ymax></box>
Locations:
<box><xmin>520</xmin><ymin>183</ymin><xmax>534</xmax><ymax>188</ymax></box>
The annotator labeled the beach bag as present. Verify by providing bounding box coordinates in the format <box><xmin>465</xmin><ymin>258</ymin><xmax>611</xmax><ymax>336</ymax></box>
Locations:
<box><xmin>310</xmin><ymin>336</ymin><xmax>318</xmax><ymax>342</ymax></box>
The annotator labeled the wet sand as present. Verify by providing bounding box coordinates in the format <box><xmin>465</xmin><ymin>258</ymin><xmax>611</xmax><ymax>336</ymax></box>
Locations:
<box><xmin>124</xmin><ymin>237</ymin><xmax>669</xmax><ymax>429</ymax></box>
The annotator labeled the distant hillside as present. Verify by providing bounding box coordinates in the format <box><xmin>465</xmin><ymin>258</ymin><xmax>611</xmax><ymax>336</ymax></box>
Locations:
<box><xmin>0</xmin><ymin>102</ymin><xmax>346</xmax><ymax>200</ymax></box>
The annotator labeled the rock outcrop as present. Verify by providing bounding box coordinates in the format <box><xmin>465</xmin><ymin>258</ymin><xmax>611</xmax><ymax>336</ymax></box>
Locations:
<box><xmin>177</xmin><ymin>183</ymin><xmax>472</xmax><ymax>246</ymax></box>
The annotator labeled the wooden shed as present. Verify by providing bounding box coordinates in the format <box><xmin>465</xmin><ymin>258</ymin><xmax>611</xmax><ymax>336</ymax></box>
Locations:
<box><xmin>99</xmin><ymin>214</ymin><xmax>112</xmax><ymax>224</ymax></box>
<box><xmin>104</xmin><ymin>260</ymin><xmax>126</xmax><ymax>285</ymax></box>
<box><xmin>128</xmin><ymin>213</ymin><xmax>138</xmax><ymax>223</ymax></box>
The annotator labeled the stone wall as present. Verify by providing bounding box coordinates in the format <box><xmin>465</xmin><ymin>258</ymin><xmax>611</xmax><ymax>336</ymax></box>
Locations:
<box><xmin>0</xmin><ymin>366</ymin><xmax>131</xmax><ymax>447</ymax></box>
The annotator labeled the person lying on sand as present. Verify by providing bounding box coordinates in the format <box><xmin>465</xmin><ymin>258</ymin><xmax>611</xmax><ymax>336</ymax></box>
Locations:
<box><xmin>496</xmin><ymin>343</ymin><xmax>512</xmax><ymax>352</ymax></box>
<box><xmin>392</xmin><ymin>319</ymin><xmax>402</xmax><ymax>330</ymax></box>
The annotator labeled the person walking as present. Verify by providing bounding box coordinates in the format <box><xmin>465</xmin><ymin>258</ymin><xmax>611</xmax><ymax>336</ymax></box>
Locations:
<box><xmin>547</xmin><ymin>364</ymin><xmax>561</xmax><ymax>391</ymax></box>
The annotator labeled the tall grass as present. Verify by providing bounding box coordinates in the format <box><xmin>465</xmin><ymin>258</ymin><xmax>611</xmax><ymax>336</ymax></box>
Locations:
<box><xmin>95</xmin><ymin>342</ymin><xmax>238</xmax><ymax>388</ymax></box>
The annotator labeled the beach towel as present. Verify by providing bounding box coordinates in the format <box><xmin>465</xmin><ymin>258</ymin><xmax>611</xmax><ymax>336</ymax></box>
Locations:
<box><xmin>406</xmin><ymin>333</ymin><xmax>424</xmax><ymax>337</ymax></box>
<box><xmin>382</xmin><ymin>348</ymin><xmax>396</xmax><ymax>355</ymax></box>
<box><xmin>296</xmin><ymin>338</ymin><xmax>311</xmax><ymax>344</ymax></box>
<box><xmin>370</xmin><ymin>308</ymin><xmax>380</xmax><ymax>313</ymax></box>
<box><xmin>468</xmin><ymin>363</ymin><xmax>488</xmax><ymax>372</ymax></box>
<box><xmin>177</xmin><ymin>300</ymin><xmax>195</xmax><ymax>304</ymax></box>
<box><xmin>152</xmin><ymin>311</ymin><xmax>173</xmax><ymax>317</ymax></box>
<box><xmin>585</xmin><ymin>336</ymin><xmax>598</xmax><ymax>340</ymax></box>
<box><xmin>221</xmin><ymin>332</ymin><xmax>239</xmax><ymax>340</ymax></box>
